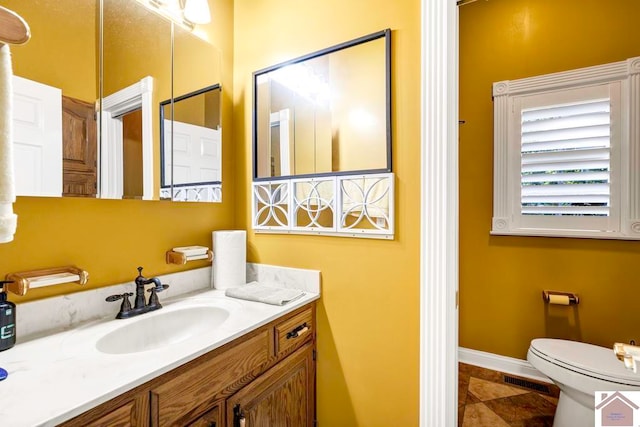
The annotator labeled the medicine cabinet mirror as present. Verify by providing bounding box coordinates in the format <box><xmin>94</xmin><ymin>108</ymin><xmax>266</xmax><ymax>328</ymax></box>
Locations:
<box><xmin>253</xmin><ymin>29</ymin><xmax>391</xmax><ymax>180</ymax></box>
<box><xmin>160</xmin><ymin>85</ymin><xmax>222</xmax><ymax>202</ymax></box>
<box><xmin>5</xmin><ymin>0</ymin><xmax>222</xmax><ymax>201</ymax></box>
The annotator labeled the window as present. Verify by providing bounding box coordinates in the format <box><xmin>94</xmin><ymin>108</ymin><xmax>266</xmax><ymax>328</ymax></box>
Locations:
<box><xmin>492</xmin><ymin>57</ymin><xmax>640</xmax><ymax>239</ymax></box>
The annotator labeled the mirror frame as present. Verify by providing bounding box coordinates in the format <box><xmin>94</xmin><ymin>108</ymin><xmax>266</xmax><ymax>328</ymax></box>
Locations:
<box><xmin>159</xmin><ymin>83</ymin><xmax>223</xmax><ymax>191</ymax></box>
<box><xmin>252</xmin><ymin>28</ymin><xmax>392</xmax><ymax>181</ymax></box>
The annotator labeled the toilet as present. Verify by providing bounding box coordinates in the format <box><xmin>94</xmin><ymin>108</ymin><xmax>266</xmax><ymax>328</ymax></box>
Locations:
<box><xmin>528</xmin><ymin>338</ymin><xmax>640</xmax><ymax>427</ymax></box>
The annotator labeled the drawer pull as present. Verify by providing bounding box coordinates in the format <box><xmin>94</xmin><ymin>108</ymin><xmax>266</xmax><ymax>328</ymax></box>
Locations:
<box><xmin>286</xmin><ymin>323</ymin><xmax>309</xmax><ymax>339</ymax></box>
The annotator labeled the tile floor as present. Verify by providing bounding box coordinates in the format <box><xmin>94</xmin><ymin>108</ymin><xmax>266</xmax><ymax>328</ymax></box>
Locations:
<box><xmin>458</xmin><ymin>362</ymin><xmax>560</xmax><ymax>427</ymax></box>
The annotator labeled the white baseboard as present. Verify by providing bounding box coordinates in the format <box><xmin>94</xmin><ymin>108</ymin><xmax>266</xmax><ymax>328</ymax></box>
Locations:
<box><xmin>458</xmin><ymin>347</ymin><xmax>552</xmax><ymax>384</ymax></box>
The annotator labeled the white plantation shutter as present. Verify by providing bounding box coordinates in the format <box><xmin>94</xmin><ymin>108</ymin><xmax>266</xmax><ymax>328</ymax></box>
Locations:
<box><xmin>520</xmin><ymin>99</ymin><xmax>611</xmax><ymax>217</ymax></box>
<box><xmin>490</xmin><ymin>57</ymin><xmax>640</xmax><ymax>239</ymax></box>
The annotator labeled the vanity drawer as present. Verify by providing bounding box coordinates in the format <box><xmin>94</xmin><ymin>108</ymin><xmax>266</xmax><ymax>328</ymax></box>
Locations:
<box><xmin>150</xmin><ymin>329</ymin><xmax>270</xmax><ymax>427</ymax></box>
<box><xmin>274</xmin><ymin>306</ymin><xmax>314</xmax><ymax>358</ymax></box>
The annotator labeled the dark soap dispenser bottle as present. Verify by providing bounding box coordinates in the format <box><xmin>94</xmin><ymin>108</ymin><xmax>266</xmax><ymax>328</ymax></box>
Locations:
<box><xmin>0</xmin><ymin>281</ymin><xmax>15</xmax><ymax>351</ymax></box>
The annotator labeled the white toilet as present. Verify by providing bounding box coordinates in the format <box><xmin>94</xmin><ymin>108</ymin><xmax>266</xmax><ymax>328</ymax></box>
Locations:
<box><xmin>528</xmin><ymin>338</ymin><xmax>640</xmax><ymax>427</ymax></box>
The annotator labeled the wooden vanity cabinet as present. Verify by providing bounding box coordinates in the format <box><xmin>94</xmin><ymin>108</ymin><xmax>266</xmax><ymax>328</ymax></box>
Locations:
<box><xmin>227</xmin><ymin>343</ymin><xmax>315</xmax><ymax>427</ymax></box>
<box><xmin>60</xmin><ymin>391</ymin><xmax>150</xmax><ymax>427</ymax></box>
<box><xmin>186</xmin><ymin>403</ymin><xmax>223</xmax><ymax>427</ymax></box>
<box><xmin>59</xmin><ymin>303</ymin><xmax>315</xmax><ymax>427</ymax></box>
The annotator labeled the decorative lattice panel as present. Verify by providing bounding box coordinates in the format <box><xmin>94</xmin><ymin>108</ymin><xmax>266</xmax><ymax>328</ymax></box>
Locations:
<box><xmin>292</xmin><ymin>178</ymin><xmax>336</xmax><ymax>231</ymax></box>
<box><xmin>252</xmin><ymin>173</ymin><xmax>394</xmax><ymax>239</ymax></box>
<box><xmin>160</xmin><ymin>184</ymin><xmax>221</xmax><ymax>202</ymax></box>
<box><xmin>337</xmin><ymin>174</ymin><xmax>394</xmax><ymax>235</ymax></box>
<box><xmin>253</xmin><ymin>181</ymin><xmax>291</xmax><ymax>228</ymax></box>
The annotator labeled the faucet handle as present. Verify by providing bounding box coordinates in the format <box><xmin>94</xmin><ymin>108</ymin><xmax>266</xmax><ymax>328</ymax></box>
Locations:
<box><xmin>146</xmin><ymin>284</ymin><xmax>169</xmax><ymax>293</ymax></box>
<box><xmin>106</xmin><ymin>292</ymin><xmax>133</xmax><ymax>302</ymax></box>
<box><xmin>106</xmin><ymin>292</ymin><xmax>134</xmax><ymax>319</ymax></box>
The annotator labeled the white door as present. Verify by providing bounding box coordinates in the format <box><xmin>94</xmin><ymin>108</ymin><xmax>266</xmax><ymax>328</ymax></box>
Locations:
<box><xmin>163</xmin><ymin>120</ymin><xmax>221</xmax><ymax>185</ymax></box>
<box><xmin>12</xmin><ymin>76</ymin><xmax>62</xmax><ymax>197</ymax></box>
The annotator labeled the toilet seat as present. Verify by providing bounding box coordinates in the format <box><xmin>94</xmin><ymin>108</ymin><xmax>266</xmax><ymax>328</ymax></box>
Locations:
<box><xmin>530</xmin><ymin>338</ymin><xmax>640</xmax><ymax>387</ymax></box>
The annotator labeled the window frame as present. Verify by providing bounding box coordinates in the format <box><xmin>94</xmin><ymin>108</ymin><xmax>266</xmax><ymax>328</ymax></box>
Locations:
<box><xmin>492</xmin><ymin>56</ymin><xmax>640</xmax><ymax>240</ymax></box>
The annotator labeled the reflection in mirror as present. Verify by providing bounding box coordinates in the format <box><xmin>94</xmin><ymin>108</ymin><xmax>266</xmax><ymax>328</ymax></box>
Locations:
<box><xmin>2</xmin><ymin>0</ymin><xmax>221</xmax><ymax>200</ymax></box>
<box><xmin>163</xmin><ymin>19</ymin><xmax>223</xmax><ymax>203</ymax></box>
<box><xmin>160</xmin><ymin>85</ymin><xmax>222</xmax><ymax>203</ymax></box>
<box><xmin>254</xmin><ymin>29</ymin><xmax>391</xmax><ymax>180</ymax></box>
<box><xmin>4</xmin><ymin>0</ymin><xmax>99</xmax><ymax>197</ymax></box>
<box><xmin>102</xmin><ymin>0</ymin><xmax>172</xmax><ymax>199</ymax></box>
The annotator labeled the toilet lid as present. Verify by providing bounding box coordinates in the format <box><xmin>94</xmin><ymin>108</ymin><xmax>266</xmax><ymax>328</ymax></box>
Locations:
<box><xmin>530</xmin><ymin>338</ymin><xmax>640</xmax><ymax>386</ymax></box>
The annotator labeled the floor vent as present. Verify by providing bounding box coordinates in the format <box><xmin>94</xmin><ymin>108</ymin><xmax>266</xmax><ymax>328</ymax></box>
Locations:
<box><xmin>503</xmin><ymin>375</ymin><xmax>550</xmax><ymax>394</ymax></box>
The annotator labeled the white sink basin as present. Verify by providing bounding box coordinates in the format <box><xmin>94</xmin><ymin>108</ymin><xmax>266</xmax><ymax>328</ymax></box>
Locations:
<box><xmin>96</xmin><ymin>306</ymin><xmax>230</xmax><ymax>354</ymax></box>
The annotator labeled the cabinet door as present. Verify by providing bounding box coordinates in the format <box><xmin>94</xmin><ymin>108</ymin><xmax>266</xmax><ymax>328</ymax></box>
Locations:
<box><xmin>187</xmin><ymin>403</ymin><xmax>223</xmax><ymax>427</ymax></box>
<box><xmin>151</xmin><ymin>330</ymin><xmax>270</xmax><ymax>426</ymax></box>
<box><xmin>227</xmin><ymin>342</ymin><xmax>315</xmax><ymax>427</ymax></box>
<box><xmin>59</xmin><ymin>393</ymin><xmax>149</xmax><ymax>427</ymax></box>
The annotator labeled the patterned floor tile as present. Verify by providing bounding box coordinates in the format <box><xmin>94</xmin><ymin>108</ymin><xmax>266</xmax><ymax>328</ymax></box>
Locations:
<box><xmin>466</xmin><ymin>391</ymin><xmax>481</xmax><ymax>404</ymax></box>
<box><xmin>483</xmin><ymin>392</ymin><xmax>556</xmax><ymax>426</ymax></box>
<box><xmin>538</xmin><ymin>393</ymin><xmax>559</xmax><ymax>405</ymax></box>
<box><xmin>458</xmin><ymin>363</ymin><xmax>558</xmax><ymax>427</ymax></box>
<box><xmin>462</xmin><ymin>403</ymin><xmax>511</xmax><ymax>427</ymax></box>
<box><xmin>468</xmin><ymin>377</ymin><xmax>530</xmax><ymax>401</ymax></box>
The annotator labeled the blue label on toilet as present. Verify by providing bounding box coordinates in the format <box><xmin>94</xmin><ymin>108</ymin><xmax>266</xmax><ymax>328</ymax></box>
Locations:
<box><xmin>0</xmin><ymin>367</ymin><xmax>7</xmax><ymax>381</ymax></box>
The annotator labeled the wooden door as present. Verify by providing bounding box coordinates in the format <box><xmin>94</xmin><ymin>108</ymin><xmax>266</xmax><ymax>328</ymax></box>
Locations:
<box><xmin>62</xmin><ymin>96</ymin><xmax>97</xmax><ymax>197</ymax></box>
<box><xmin>227</xmin><ymin>343</ymin><xmax>315</xmax><ymax>427</ymax></box>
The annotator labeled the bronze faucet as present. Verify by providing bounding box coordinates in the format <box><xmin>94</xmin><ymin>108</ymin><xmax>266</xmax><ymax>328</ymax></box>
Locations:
<box><xmin>106</xmin><ymin>266</ymin><xmax>169</xmax><ymax>319</ymax></box>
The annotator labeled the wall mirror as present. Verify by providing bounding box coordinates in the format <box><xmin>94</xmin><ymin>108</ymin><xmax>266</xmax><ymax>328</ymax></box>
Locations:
<box><xmin>251</xmin><ymin>30</ymin><xmax>395</xmax><ymax>239</ymax></box>
<box><xmin>160</xmin><ymin>85</ymin><xmax>222</xmax><ymax>202</ymax></box>
<box><xmin>253</xmin><ymin>29</ymin><xmax>391</xmax><ymax>180</ymax></box>
<box><xmin>4</xmin><ymin>0</ymin><xmax>221</xmax><ymax>201</ymax></box>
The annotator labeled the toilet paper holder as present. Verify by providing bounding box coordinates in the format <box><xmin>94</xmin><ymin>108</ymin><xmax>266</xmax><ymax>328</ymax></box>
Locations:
<box><xmin>542</xmin><ymin>290</ymin><xmax>579</xmax><ymax>305</ymax></box>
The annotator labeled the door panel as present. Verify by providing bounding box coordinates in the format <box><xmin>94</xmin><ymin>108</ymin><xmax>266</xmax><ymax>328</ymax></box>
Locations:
<box><xmin>12</xmin><ymin>75</ymin><xmax>62</xmax><ymax>197</ymax></box>
<box><xmin>62</xmin><ymin>96</ymin><xmax>97</xmax><ymax>197</ymax></box>
<box><xmin>163</xmin><ymin>119</ymin><xmax>221</xmax><ymax>185</ymax></box>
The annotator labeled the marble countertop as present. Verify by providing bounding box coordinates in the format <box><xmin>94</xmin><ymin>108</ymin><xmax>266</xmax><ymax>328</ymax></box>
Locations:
<box><xmin>0</xmin><ymin>288</ymin><xmax>319</xmax><ymax>427</ymax></box>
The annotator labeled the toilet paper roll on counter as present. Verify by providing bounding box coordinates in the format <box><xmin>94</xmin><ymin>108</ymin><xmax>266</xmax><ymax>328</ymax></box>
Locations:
<box><xmin>212</xmin><ymin>230</ymin><xmax>246</xmax><ymax>289</ymax></box>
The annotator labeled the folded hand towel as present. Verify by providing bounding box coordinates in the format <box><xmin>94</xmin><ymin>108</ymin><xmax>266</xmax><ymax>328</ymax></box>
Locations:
<box><xmin>225</xmin><ymin>282</ymin><xmax>305</xmax><ymax>306</ymax></box>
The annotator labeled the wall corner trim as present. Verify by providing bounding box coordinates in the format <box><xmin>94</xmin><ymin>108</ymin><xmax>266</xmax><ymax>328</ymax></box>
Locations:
<box><xmin>458</xmin><ymin>347</ymin><xmax>551</xmax><ymax>384</ymax></box>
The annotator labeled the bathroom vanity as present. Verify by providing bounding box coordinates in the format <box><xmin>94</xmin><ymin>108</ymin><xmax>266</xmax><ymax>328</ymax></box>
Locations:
<box><xmin>0</xmin><ymin>265</ymin><xmax>320</xmax><ymax>426</ymax></box>
<box><xmin>61</xmin><ymin>303</ymin><xmax>316</xmax><ymax>427</ymax></box>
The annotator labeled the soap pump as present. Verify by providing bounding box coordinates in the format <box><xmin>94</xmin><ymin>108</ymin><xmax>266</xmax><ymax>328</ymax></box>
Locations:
<box><xmin>0</xmin><ymin>281</ymin><xmax>15</xmax><ymax>352</ymax></box>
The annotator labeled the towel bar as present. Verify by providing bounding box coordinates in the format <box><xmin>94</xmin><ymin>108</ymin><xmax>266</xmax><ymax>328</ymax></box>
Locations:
<box><xmin>5</xmin><ymin>266</ymin><xmax>89</xmax><ymax>296</ymax></box>
<box><xmin>166</xmin><ymin>249</ymin><xmax>213</xmax><ymax>265</ymax></box>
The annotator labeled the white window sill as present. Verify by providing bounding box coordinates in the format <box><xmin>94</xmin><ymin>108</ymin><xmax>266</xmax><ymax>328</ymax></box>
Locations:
<box><xmin>490</xmin><ymin>228</ymin><xmax>640</xmax><ymax>241</ymax></box>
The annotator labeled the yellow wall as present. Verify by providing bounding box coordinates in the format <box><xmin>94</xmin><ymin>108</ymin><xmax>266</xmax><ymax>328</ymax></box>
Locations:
<box><xmin>5</xmin><ymin>0</ymin><xmax>235</xmax><ymax>304</ymax></box>
<box><xmin>233</xmin><ymin>1</ymin><xmax>421</xmax><ymax>426</ymax></box>
<box><xmin>3</xmin><ymin>0</ymin><xmax>97</xmax><ymax>101</ymax></box>
<box><xmin>459</xmin><ymin>0</ymin><xmax>640</xmax><ymax>359</ymax></box>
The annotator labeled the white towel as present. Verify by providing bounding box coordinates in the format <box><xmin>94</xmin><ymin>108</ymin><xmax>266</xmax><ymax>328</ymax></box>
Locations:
<box><xmin>225</xmin><ymin>282</ymin><xmax>305</xmax><ymax>306</ymax></box>
<box><xmin>0</xmin><ymin>45</ymin><xmax>17</xmax><ymax>243</ymax></box>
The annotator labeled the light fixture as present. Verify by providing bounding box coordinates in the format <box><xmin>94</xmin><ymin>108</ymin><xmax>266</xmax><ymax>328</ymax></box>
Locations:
<box><xmin>183</xmin><ymin>0</ymin><xmax>211</xmax><ymax>25</ymax></box>
<box><xmin>136</xmin><ymin>0</ymin><xmax>211</xmax><ymax>30</ymax></box>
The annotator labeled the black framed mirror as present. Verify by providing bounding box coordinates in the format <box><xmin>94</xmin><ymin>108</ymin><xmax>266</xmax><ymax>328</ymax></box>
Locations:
<box><xmin>159</xmin><ymin>84</ymin><xmax>222</xmax><ymax>202</ymax></box>
<box><xmin>252</xmin><ymin>29</ymin><xmax>391</xmax><ymax>181</ymax></box>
